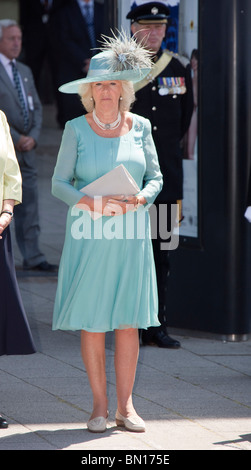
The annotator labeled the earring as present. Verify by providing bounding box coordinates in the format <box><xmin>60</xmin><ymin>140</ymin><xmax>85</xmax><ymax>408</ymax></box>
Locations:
<box><xmin>90</xmin><ymin>97</ymin><xmax>93</xmax><ymax>101</ymax></box>
<box><xmin>119</xmin><ymin>96</ymin><xmax>123</xmax><ymax>101</ymax></box>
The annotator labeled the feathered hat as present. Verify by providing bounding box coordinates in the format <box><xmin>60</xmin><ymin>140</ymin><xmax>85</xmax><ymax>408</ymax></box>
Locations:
<box><xmin>59</xmin><ymin>30</ymin><xmax>153</xmax><ymax>94</ymax></box>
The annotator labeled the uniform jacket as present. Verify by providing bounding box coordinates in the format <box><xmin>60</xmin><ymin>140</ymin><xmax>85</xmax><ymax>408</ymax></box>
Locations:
<box><xmin>0</xmin><ymin>111</ymin><xmax>22</xmax><ymax>211</ymax></box>
<box><xmin>132</xmin><ymin>50</ymin><xmax>194</xmax><ymax>201</ymax></box>
<box><xmin>0</xmin><ymin>59</ymin><xmax>42</xmax><ymax>157</ymax></box>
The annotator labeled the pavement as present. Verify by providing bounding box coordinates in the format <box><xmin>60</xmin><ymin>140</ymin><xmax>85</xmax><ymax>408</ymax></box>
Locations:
<box><xmin>0</xmin><ymin>105</ymin><xmax>251</xmax><ymax>453</ymax></box>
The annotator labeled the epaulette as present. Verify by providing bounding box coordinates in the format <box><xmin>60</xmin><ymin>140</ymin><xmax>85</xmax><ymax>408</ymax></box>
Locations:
<box><xmin>164</xmin><ymin>49</ymin><xmax>190</xmax><ymax>68</ymax></box>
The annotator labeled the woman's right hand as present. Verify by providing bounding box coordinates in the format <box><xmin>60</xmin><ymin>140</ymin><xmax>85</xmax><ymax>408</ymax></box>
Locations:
<box><xmin>0</xmin><ymin>213</ymin><xmax>12</xmax><ymax>239</ymax></box>
<box><xmin>0</xmin><ymin>200</ymin><xmax>15</xmax><ymax>239</ymax></box>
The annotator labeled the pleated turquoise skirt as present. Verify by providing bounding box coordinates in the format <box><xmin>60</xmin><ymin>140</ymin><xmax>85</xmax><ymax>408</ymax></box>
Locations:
<box><xmin>52</xmin><ymin>207</ymin><xmax>160</xmax><ymax>332</ymax></box>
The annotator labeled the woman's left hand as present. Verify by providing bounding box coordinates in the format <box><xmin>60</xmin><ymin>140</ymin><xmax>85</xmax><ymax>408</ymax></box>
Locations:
<box><xmin>103</xmin><ymin>195</ymin><xmax>146</xmax><ymax>217</ymax></box>
<box><xmin>0</xmin><ymin>212</ymin><xmax>12</xmax><ymax>239</ymax></box>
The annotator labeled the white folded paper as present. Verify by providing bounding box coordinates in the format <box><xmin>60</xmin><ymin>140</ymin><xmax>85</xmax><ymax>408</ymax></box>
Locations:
<box><xmin>80</xmin><ymin>164</ymin><xmax>140</xmax><ymax>219</ymax></box>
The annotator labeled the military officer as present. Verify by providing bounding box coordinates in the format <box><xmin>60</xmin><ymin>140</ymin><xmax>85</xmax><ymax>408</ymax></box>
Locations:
<box><xmin>127</xmin><ymin>2</ymin><xmax>194</xmax><ymax>348</ymax></box>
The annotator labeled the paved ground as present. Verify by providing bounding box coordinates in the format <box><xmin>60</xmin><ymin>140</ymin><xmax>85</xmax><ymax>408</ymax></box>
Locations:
<box><xmin>0</xmin><ymin>106</ymin><xmax>250</xmax><ymax>453</ymax></box>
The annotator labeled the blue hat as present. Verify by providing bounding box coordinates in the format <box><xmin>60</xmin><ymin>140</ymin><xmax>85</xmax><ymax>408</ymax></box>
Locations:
<box><xmin>59</xmin><ymin>31</ymin><xmax>153</xmax><ymax>94</ymax></box>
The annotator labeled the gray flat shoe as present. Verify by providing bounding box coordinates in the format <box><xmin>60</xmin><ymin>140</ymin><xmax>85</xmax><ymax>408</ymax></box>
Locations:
<box><xmin>87</xmin><ymin>415</ymin><xmax>107</xmax><ymax>433</ymax></box>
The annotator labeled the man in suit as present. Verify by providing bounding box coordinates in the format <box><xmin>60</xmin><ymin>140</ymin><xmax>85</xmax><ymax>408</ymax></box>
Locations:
<box><xmin>57</xmin><ymin>0</ymin><xmax>105</xmax><ymax>125</ymax></box>
<box><xmin>127</xmin><ymin>3</ymin><xmax>194</xmax><ymax>348</ymax></box>
<box><xmin>0</xmin><ymin>19</ymin><xmax>57</xmax><ymax>271</ymax></box>
<box><xmin>19</xmin><ymin>0</ymin><xmax>69</xmax><ymax>127</ymax></box>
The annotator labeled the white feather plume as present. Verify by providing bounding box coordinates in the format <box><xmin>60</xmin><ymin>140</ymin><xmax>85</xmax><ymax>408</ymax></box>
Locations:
<box><xmin>98</xmin><ymin>29</ymin><xmax>153</xmax><ymax>73</ymax></box>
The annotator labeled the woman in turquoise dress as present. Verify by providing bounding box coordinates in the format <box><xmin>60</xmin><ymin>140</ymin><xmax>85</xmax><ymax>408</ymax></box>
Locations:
<box><xmin>52</xmin><ymin>32</ymin><xmax>163</xmax><ymax>433</ymax></box>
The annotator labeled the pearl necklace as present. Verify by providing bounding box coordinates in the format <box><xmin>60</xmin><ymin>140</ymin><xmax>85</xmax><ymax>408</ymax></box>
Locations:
<box><xmin>93</xmin><ymin>109</ymin><xmax>121</xmax><ymax>131</ymax></box>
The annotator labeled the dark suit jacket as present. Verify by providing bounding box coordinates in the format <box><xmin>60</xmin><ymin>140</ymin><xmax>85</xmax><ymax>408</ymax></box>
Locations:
<box><xmin>0</xmin><ymin>60</ymin><xmax>42</xmax><ymax>158</ymax></box>
<box><xmin>19</xmin><ymin>0</ymin><xmax>69</xmax><ymax>41</ymax></box>
<box><xmin>57</xmin><ymin>0</ymin><xmax>105</xmax><ymax>86</ymax></box>
<box><xmin>132</xmin><ymin>51</ymin><xmax>193</xmax><ymax>201</ymax></box>
<box><xmin>19</xmin><ymin>0</ymin><xmax>68</xmax><ymax>22</ymax></box>
<box><xmin>19</xmin><ymin>0</ymin><xmax>68</xmax><ymax>52</ymax></box>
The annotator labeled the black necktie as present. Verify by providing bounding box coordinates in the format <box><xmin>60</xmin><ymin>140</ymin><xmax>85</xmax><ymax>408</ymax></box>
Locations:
<box><xmin>11</xmin><ymin>61</ymin><xmax>29</xmax><ymax>131</ymax></box>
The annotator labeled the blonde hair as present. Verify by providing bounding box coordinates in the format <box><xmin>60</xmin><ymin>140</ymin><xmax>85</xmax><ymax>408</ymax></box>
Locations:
<box><xmin>79</xmin><ymin>80</ymin><xmax>135</xmax><ymax>113</ymax></box>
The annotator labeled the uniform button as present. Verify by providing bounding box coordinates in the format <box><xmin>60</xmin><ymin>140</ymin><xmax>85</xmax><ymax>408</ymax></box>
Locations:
<box><xmin>152</xmin><ymin>86</ymin><xmax>156</xmax><ymax>91</ymax></box>
<box><xmin>152</xmin><ymin>106</ymin><xmax>157</xmax><ymax>111</ymax></box>
<box><xmin>153</xmin><ymin>126</ymin><xmax>157</xmax><ymax>131</ymax></box>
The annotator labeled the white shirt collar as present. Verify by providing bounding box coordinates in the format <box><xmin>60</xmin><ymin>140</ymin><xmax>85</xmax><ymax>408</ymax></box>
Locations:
<box><xmin>0</xmin><ymin>53</ymin><xmax>17</xmax><ymax>82</ymax></box>
<box><xmin>0</xmin><ymin>53</ymin><xmax>15</xmax><ymax>68</ymax></box>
